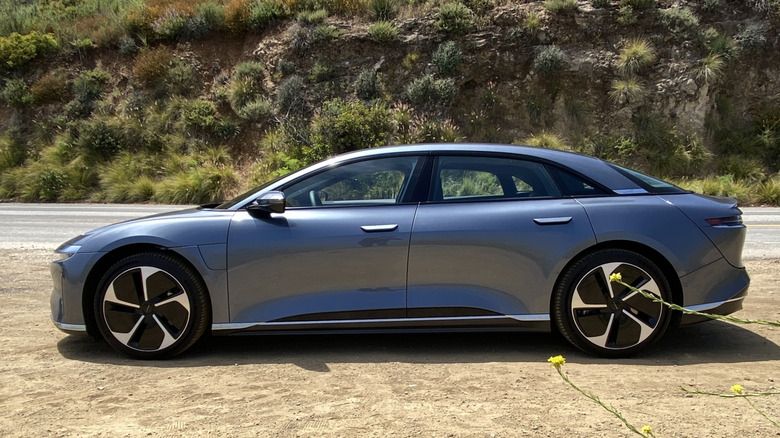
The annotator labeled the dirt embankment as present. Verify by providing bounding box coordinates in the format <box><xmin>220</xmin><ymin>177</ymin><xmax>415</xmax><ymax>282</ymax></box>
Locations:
<box><xmin>1</xmin><ymin>249</ymin><xmax>778</xmax><ymax>437</ymax></box>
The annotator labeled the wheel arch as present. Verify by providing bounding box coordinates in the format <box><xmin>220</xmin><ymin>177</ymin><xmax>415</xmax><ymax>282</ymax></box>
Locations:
<box><xmin>82</xmin><ymin>243</ymin><xmax>212</xmax><ymax>338</ymax></box>
<box><xmin>551</xmin><ymin>240</ymin><xmax>684</xmax><ymax>317</ymax></box>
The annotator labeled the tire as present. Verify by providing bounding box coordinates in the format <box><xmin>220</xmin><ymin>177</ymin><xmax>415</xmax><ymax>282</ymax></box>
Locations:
<box><xmin>552</xmin><ymin>249</ymin><xmax>672</xmax><ymax>357</ymax></box>
<box><xmin>94</xmin><ymin>252</ymin><xmax>210</xmax><ymax>359</ymax></box>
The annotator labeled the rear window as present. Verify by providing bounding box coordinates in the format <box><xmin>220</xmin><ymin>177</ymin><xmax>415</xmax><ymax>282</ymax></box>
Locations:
<box><xmin>607</xmin><ymin>164</ymin><xmax>686</xmax><ymax>194</ymax></box>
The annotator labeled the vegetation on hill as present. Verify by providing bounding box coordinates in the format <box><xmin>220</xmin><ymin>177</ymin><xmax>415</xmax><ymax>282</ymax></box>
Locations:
<box><xmin>1</xmin><ymin>0</ymin><xmax>779</xmax><ymax>204</ymax></box>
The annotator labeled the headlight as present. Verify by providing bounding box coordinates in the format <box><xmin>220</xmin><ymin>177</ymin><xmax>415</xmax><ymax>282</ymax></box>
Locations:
<box><xmin>55</xmin><ymin>245</ymin><xmax>81</xmax><ymax>260</ymax></box>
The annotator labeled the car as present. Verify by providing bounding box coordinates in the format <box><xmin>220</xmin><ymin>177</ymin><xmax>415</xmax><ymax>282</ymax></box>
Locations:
<box><xmin>51</xmin><ymin>144</ymin><xmax>749</xmax><ymax>359</ymax></box>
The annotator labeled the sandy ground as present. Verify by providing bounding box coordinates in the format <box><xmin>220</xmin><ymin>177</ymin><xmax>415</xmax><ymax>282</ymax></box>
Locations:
<box><xmin>1</xmin><ymin>249</ymin><xmax>778</xmax><ymax>438</ymax></box>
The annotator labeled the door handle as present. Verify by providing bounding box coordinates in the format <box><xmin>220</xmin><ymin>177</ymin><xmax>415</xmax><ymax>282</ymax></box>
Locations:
<box><xmin>360</xmin><ymin>224</ymin><xmax>399</xmax><ymax>232</ymax></box>
<box><xmin>533</xmin><ymin>217</ymin><xmax>572</xmax><ymax>225</ymax></box>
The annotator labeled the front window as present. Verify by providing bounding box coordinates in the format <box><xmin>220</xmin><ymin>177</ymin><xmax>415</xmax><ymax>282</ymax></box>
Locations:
<box><xmin>283</xmin><ymin>156</ymin><xmax>422</xmax><ymax>207</ymax></box>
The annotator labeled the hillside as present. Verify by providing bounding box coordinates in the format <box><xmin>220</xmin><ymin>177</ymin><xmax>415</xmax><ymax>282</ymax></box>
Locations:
<box><xmin>1</xmin><ymin>0</ymin><xmax>779</xmax><ymax>204</ymax></box>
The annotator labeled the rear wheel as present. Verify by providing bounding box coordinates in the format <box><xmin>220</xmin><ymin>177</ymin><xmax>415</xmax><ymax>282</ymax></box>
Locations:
<box><xmin>553</xmin><ymin>249</ymin><xmax>672</xmax><ymax>357</ymax></box>
<box><xmin>94</xmin><ymin>252</ymin><xmax>210</xmax><ymax>359</ymax></box>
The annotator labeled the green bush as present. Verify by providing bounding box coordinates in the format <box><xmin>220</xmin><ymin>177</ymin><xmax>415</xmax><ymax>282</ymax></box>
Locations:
<box><xmin>248</xmin><ymin>1</ymin><xmax>286</xmax><ymax>30</ymax></box>
<box><xmin>591</xmin><ymin>0</ymin><xmax>610</xmax><ymax>8</ymax></box>
<box><xmin>237</xmin><ymin>97</ymin><xmax>273</xmax><ymax>122</ymax></box>
<box><xmin>534</xmin><ymin>45</ymin><xmax>566</xmax><ymax>78</ymax></box>
<box><xmin>309</xmin><ymin>61</ymin><xmax>334</xmax><ymax>82</ymax></box>
<box><xmin>717</xmin><ymin>155</ymin><xmax>765</xmax><ymax>181</ymax></box>
<box><xmin>609</xmin><ymin>77</ymin><xmax>646</xmax><ymax>104</ymax></box>
<box><xmin>411</xmin><ymin>117</ymin><xmax>462</xmax><ymax>143</ymax></box>
<box><xmin>433</xmin><ymin>41</ymin><xmax>462</xmax><ymax>75</ymax></box>
<box><xmin>313</xmin><ymin>25</ymin><xmax>340</xmax><ymax>43</ymax></box>
<box><xmin>544</xmin><ymin>0</ymin><xmax>578</xmax><ymax>14</ymax></box>
<box><xmin>181</xmin><ymin>98</ymin><xmax>219</xmax><ymax>131</ymax></box>
<box><xmin>736</xmin><ymin>23</ymin><xmax>767</xmax><ymax>51</ymax></box>
<box><xmin>1</xmin><ymin>78</ymin><xmax>34</xmax><ymax>108</ymax></box>
<box><xmin>166</xmin><ymin>58</ymin><xmax>198</xmax><ymax>96</ymax></box>
<box><xmin>197</xmin><ymin>2</ymin><xmax>227</xmax><ymax>31</ymax></box>
<box><xmin>756</xmin><ymin>178</ymin><xmax>780</xmax><ymax>205</ymax></box>
<box><xmin>297</xmin><ymin>8</ymin><xmax>328</xmax><ymax>25</ymax></box>
<box><xmin>370</xmin><ymin>0</ymin><xmax>398</xmax><ymax>20</ymax></box>
<box><xmin>151</xmin><ymin>8</ymin><xmax>189</xmax><ymax>40</ymax></box>
<box><xmin>276</xmin><ymin>75</ymin><xmax>307</xmax><ymax>116</ymax></box>
<box><xmin>616</xmin><ymin>38</ymin><xmax>655</xmax><ymax>75</ymax></box>
<box><xmin>407</xmin><ymin>74</ymin><xmax>456</xmax><ymax>111</ymax></box>
<box><xmin>659</xmin><ymin>7</ymin><xmax>699</xmax><ymax>40</ymax></box>
<box><xmin>620</xmin><ymin>0</ymin><xmax>654</xmax><ymax>9</ymax></box>
<box><xmin>0</xmin><ymin>133</ymin><xmax>27</xmax><ymax>170</ymax></box>
<box><xmin>76</xmin><ymin>117</ymin><xmax>126</xmax><ymax>161</ymax></box>
<box><xmin>522</xmin><ymin>132</ymin><xmax>570</xmax><ymax>150</ymax></box>
<box><xmin>234</xmin><ymin>61</ymin><xmax>265</xmax><ymax>81</ymax></box>
<box><xmin>368</xmin><ymin>21</ymin><xmax>398</xmax><ymax>44</ymax></box>
<box><xmin>0</xmin><ymin>31</ymin><xmax>58</xmax><ymax>69</ymax></box>
<box><xmin>694</xmin><ymin>53</ymin><xmax>724</xmax><ymax>84</ymax></box>
<box><xmin>154</xmin><ymin>150</ymin><xmax>238</xmax><ymax>204</ymax></box>
<box><xmin>617</xmin><ymin>6</ymin><xmax>637</xmax><ymax>25</ymax></box>
<box><xmin>311</xmin><ymin>99</ymin><xmax>393</xmax><ymax>158</ymax></box>
<box><xmin>435</xmin><ymin>2</ymin><xmax>473</xmax><ymax>34</ymax></box>
<box><xmin>355</xmin><ymin>68</ymin><xmax>379</xmax><ymax>100</ymax></box>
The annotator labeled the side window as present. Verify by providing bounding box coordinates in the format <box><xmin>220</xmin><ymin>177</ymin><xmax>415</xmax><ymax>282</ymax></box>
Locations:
<box><xmin>546</xmin><ymin>166</ymin><xmax>607</xmax><ymax>197</ymax></box>
<box><xmin>433</xmin><ymin>156</ymin><xmax>560</xmax><ymax>201</ymax></box>
<box><xmin>283</xmin><ymin>156</ymin><xmax>420</xmax><ymax>207</ymax></box>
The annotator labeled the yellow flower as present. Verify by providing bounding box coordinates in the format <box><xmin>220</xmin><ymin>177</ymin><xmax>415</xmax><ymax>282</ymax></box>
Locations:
<box><xmin>609</xmin><ymin>272</ymin><xmax>622</xmax><ymax>283</ymax></box>
<box><xmin>548</xmin><ymin>355</ymin><xmax>566</xmax><ymax>368</ymax></box>
<box><xmin>641</xmin><ymin>425</ymin><xmax>652</xmax><ymax>435</ymax></box>
<box><xmin>731</xmin><ymin>384</ymin><xmax>744</xmax><ymax>395</ymax></box>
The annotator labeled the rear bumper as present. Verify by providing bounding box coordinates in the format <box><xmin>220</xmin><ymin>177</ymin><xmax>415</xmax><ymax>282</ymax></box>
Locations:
<box><xmin>680</xmin><ymin>284</ymin><xmax>749</xmax><ymax>325</ymax></box>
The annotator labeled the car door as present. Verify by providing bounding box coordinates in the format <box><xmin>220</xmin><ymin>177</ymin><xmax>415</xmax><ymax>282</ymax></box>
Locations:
<box><xmin>406</xmin><ymin>154</ymin><xmax>597</xmax><ymax>322</ymax></box>
<box><xmin>227</xmin><ymin>155</ymin><xmax>423</xmax><ymax>324</ymax></box>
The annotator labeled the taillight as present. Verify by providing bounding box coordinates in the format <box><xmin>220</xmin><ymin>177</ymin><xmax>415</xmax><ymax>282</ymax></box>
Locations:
<box><xmin>705</xmin><ymin>215</ymin><xmax>743</xmax><ymax>226</ymax></box>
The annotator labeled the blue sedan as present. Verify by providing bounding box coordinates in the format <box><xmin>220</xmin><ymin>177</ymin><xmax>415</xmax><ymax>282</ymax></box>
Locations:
<box><xmin>51</xmin><ymin>144</ymin><xmax>749</xmax><ymax>359</ymax></box>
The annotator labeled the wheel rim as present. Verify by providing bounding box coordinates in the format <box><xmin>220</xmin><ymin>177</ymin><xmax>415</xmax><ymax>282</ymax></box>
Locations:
<box><xmin>102</xmin><ymin>266</ymin><xmax>191</xmax><ymax>352</ymax></box>
<box><xmin>570</xmin><ymin>262</ymin><xmax>665</xmax><ymax>350</ymax></box>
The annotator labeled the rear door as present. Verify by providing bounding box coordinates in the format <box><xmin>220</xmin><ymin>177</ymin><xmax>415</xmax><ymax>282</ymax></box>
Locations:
<box><xmin>406</xmin><ymin>154</ymin><xmax>597</xmax><ymax>320</ymax></box>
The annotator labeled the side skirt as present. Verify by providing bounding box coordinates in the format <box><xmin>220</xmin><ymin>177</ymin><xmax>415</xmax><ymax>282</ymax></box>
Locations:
<box><xmin>211</xmin><ymin>314</ymin><xmax>551</xmax><ymax>336</ymax></box>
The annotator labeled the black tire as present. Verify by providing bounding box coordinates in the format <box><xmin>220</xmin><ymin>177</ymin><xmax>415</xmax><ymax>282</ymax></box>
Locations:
<box><xmin>552</xmin><ymin>249</ymin><xmax>672</xmax><ymax>357</ymax></box>
<box><xmin>94</xmin><ymin>252</ymin><xmax>210</xmax><ymax>359</ymax></box>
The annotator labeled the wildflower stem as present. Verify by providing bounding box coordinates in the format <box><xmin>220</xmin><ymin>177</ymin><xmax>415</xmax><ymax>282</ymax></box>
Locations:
<box><xmin>613</xmin><ymin>280</ymin><xmax>780</xmax><ymax>327</ymax></box>
<box><xmin>554</xmin><ymin>366</ymin><xmax>653</xmax><ymax>437</ymax></box>
<box><xmin>745</xmin><ymin>396</ymin><xmax>780</xmax><ymax>428</ymax></box>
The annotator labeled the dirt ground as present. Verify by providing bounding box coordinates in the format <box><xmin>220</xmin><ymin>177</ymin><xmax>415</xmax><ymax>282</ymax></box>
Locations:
<box><xmin>1</xmin><ymin>249</ymin><xmax>778</xmax><ymax>438</ymax></box>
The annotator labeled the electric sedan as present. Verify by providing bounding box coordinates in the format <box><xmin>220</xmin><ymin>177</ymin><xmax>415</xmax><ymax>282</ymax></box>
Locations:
<box><xmin>51</xmin><ymin>144</ymin><xmax>749</xmax><ymax>359</ymax></box>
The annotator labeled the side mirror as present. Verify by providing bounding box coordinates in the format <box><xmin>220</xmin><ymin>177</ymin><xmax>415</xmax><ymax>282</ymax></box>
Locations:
<box><xmin>247</xmin><ymin>191</ymin><xmax>286</xmax><ymax>218</ymax></box>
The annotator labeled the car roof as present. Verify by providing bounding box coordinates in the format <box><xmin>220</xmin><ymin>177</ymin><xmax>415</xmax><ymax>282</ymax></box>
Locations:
<box><xmin>333</xmin><ymin>144</ymin><xmax>641</xmax><ymax>192</ymax></box>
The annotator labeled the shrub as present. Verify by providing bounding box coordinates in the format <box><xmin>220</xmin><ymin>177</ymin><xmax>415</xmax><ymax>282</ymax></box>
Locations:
<box><xmin>313</xmin><ymin>25</ymin><xmax>340</xmax><ymax>43</ymax></box>
<box><xmin>693</xmin><ymin>53</ymin><xmax>724</xmax><ymax>84</ymax></box>
<box><xmin>411</xmin><ymin>117</ymin><xmax>462</xmax><ymax>143</ymax></box>
<box><xmin>620</xmin><ymin>0</ymin><xmax>654</xmax><ymax>9</ymax></box>
<box><xmin>617</xmin><ymin>38</ymin><xmax>655</xmax><ymax>75</ymax></box>
<box><xmin>368</xmin><ymin>21</ymin><xmax>398</xmax><ymax>44</ymax></box>
<box><xmin>234</xmin><ymin>61</ymin><xmax>266</xmax><ymax>81</ymax></box>
<box><xmin>659</xmin><ymin>7</ymin><xmax>699</xmax><ymax>40</ymax></box>
<box><xmin>166</xmin><ymin>58</ymin><xmax>198</xmax><ymax>96</ymax></box>
<box><xmin>370</xmin><ymin>0</ymin><xmax>398</xmax><ymax>20</ymax></box>
<box><xmin>228</xmin><ymin>77</ymin><xmax>260</xmax><ymax>113</ymax></box>
<box><xmin>756</xmin><ymin>178</ymin><xmax>780</xmax><ymax>205</ymax></box>
<box><xmin>736</xmin><ymin>23</ymin><xmax>767</xmax><ymax>51</ymax></box>
<box><xmin>433</xmin><ymin>41</ymin><xmax>462</xmax><ymax>75</ymax></box>
<box><xmin>617</xmin><ymin>6</ymin><xmax>637</xmax><ymax>25</ymax></box>
<box><xmin>197</xmin><ymin>2</ymin><xmax>227</xmax><ymax>31</ymax></box>
<box><xmin>76</xmin><ymin>117</ymin><xmax>125</xmax><ymax>161</ymax></box>
<box><xmin>407</xmin><ymin>74</ymin><xmax>456</xmax><ymax>111</ymax></box>
<box><xmin>591</xmin><ymin>0</ymin><xmax>610</xmax><ymax>8</ymax></box>
<box><xmin>248</xmin><ymin>1</ymin><xmax>286</xmax><ymax>30</ymax></box>
<box><xmin>701</xmin><ymin>0</ymin><xmax>720</xmax><ymax>13</ymax></box>
<box><xmin>544</xmin><ymin>0</ymin><xmax>578</xmax><ymax>14</ymax></box>
<box><xmin>133</xmin><ymin>46</ymin><xmax>174</xmax><ymax>86</ymax></box>
<box><xmin>288</xmin><ymin>23</ymin><xmax>313</xmax><ymax>49</ymax></box>
<box><xmin>311</xmin><ymin>99</ymin><xmax>393</xmax><ymax>158</ymax></box>
<box><xmin>237</xmin><ymin>97</ymin><xmax>273</xmax><ymax>122</ymax></box>
<box><xmin>297</xmin><ymin>8</ymin><xmax>328</xmax><ymax>25</ymax></box>
<box><xmin>22</xmin><ymin>163</ymin><xmax>68</xmax><ymax>202</ymax></box>
<box><xmin>435</xmin><ymin>2</ymin><xmax>473</xmax><ymax>34</ymax></box>
<box><xmin>0</xmin><ymin>31</ymin><xmax>58</xmax><ymax>69</ymax></box>
<box><xmin>1</xmin><ymin>78</ymin><xmax>34</xmax><ymax>108</ymax></box>
<box><xmin>0</xmin><ymin>133</ymin><xmax>27</xmax><ymax>170</ymax></box>
<box><xmin>522</xmin><ymin>132</ymin><xmax>570</xmax><ymax>150</ymax></box>
<box><xmin>355</xmin><ymin>68</ymin><xmax>379</xmax><ymax>100</ymax></box>
<box><xmin>276</xmin><ymin>75</ymin><xmax>307</xmax><ymax>116</ymax></box>
<box><xmin>704</xmin><ymin>28</ymin><xmax>737</xmax><ymax>60</ymax></box>
<box><xmin>73</xmin><ymin>68</ymin><xmax>109</xmax><ymax>102</ymax></box>
<box><xmin>151</xmin><ymin>8</ymin><xmax>189</xmax><ymax>39</ymax></box>
<box><xmin>609</xmin><ymin>77</ymin><xmax>646</xmax><ymax>104</ymax></box>
<box><xmin>534</xmin><ymin>45</ymin><xmax>566</xmax><ymax>78</ymax></box>
<box><xmin>181</xmin><ymin>99</ymin><xmax>219</xmax><ymax>131</ymax></box>
<box><xmin>717</xmin><ymin>155</ymin><xmax>765</xmax><ymax>181</ymax></box>
<box><xmin>225</xmin><ymin>0</ymin><xmax>251</xmax><ymax>33</ymax></box>
<box><xmin>155</xmin><ymin>163</ymin><xmax>238</xmax><ymax>204</ymax></box>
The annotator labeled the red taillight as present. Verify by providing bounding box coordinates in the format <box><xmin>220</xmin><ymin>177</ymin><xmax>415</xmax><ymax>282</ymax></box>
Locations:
<box><xmin>705</xmin><ymin>216</ymin><xmax>743</xmax><ymax>226</ymax></box>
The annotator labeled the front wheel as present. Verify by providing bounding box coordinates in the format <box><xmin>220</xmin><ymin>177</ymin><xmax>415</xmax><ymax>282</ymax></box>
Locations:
<box><xmin>94</xmin><ymin>252</ymin><xmax>210</xmax><ymax>359</ymax></box>
<box><xmin>553</xmin><ymin>249</ymin><xmax>673</xmax><ymax>357</ymax></box>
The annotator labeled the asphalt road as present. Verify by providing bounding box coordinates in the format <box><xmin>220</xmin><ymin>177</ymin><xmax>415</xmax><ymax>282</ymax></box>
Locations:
<box><xmin>0</xmin><ymin>203</ymin><xmax>778</xmax><ymax>259</ymax></box>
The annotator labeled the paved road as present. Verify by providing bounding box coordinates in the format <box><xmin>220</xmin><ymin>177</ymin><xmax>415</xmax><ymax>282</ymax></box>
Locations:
<box><xmin>0</xmin><ymin>203</ymin><xmax>778</xmax><ymax>259</ymax></box>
